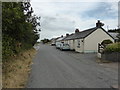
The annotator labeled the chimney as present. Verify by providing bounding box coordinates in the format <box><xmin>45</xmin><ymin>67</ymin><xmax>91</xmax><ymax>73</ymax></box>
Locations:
<box><xmin>96</xmin><ymin>20</ymin><xmax>104</xmax><ymax>28</ymax></box>
<box><xmin>61</xmin><ymin>35</ymin><xmax>63</xmax><ymax>37</ymax></box>
<box><xmin>75</xmin><ymin>28</ymin><xmax>79</xmax><ymax>33</ymax></box>
<box><xmin>66</xmin><ymin>33</ymin><xmax>69</xmax><ymax>36</ymax></box>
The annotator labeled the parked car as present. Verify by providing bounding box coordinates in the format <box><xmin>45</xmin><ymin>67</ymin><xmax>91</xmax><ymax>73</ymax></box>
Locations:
<box><xmin>51</xmin><ymin>43</ymin><xmax>56</xmax><ymax>46</ymax></box>
<box><xmin>60</xmin><ymin>44</ymin><xmax>70</xmax><ymax>51</ymax></box>
<box><xmin>56</xmin><ymin>43</ymin><xmax>62</xmax><ymax>49</ymax></box>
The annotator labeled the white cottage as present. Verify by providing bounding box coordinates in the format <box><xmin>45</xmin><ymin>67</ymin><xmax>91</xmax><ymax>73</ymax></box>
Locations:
<box><xmin>108</xmin><ymin>32</ymin><xmax>119</xmax><ymax>42</ymax></box>
<box><xmin>64</xmin><ymin>20</ymin><xmax>115</xmax><ymax>53</ymax></box>
<box><xmin>62</xmin><ymin>33</ymin><xmax>75</xmax><ymax>50</ymax></box>
<box><xmin>55</xmin><ymin>35</ymin><xmax>65</xmax><ymax>46</ymax></box>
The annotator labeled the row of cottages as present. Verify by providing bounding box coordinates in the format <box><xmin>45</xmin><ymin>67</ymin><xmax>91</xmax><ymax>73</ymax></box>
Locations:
<box><xmin>55</xmin><ymin>35</ymin><xmax>65</xmax><ymax>45</ymax></box>
<box><xmin>62</xmin><ymin>20</ymin><xmax>115</xmax><ymax>53</ymax></box>
<box><xmin>51</xmin><ymin>37</ymin><xmax>61</xmax><ymax>45</ymax></box>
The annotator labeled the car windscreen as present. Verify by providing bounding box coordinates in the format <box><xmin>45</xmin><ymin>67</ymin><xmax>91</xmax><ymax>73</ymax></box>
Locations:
<box><xmin>64</xmin><ymin>44</ymin><xmax>69</xmax><ymax>46</ymax></box>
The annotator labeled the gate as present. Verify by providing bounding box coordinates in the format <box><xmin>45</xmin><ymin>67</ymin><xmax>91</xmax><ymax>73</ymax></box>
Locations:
<box><xmin>98</xmin><ymin>43</ymin><xmax>105</xmax><ymax>53</ymax></box>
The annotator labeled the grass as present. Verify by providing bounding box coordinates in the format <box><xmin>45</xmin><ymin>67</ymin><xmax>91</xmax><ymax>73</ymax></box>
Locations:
<box><xmin>96</xmin><ymin>59</ymin><xmax>112</xmax><ymax>63</ymax></box>
<box><xmin>2</xmin><ymin>48</ymin><xmax>36</xmax><ymax>88</ymax></box>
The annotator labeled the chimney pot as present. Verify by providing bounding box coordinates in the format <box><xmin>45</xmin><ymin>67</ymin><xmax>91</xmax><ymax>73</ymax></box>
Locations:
<box><xmin>75</xmin><ymin>29</ymin><xmax>79</xmax><ymax>33</ymax></box>
<box><xmin>66</xmin><ymin>34</ymin><xmax>69</xmax><ymax>36</ymax></box>
<box><xmin>61</xmin><ymin>35</ymin><xmax>63</xmax><ymax>37</ymax></box>
<box><xmin>96</xmin><ymin>20</ymin><xmax>104</xmax><ymax>28</ymax></box>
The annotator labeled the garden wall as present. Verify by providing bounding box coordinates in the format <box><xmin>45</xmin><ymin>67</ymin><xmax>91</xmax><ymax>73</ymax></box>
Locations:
<box><xmin>101</xmin><ymin>52</ymin><xmax>120</xmax><ymax>62</ymax></box>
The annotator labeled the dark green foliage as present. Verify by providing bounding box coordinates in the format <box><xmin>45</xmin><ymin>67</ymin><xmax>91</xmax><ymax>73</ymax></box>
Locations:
<box><xmin>41</xmin><ymin>39</ymin><xmax>50</xmax><ymax>44</ymax></box>
<box><xmin>101</xmin><ymin>39</ymin><xmax>113</xmax><ymax>46</ymax></box>
<box><xmin>104</xmin><ymin>43</ymin><xmax>120</xmax><ymax>52</ymax></box>
<box><xmin>108</xmin><ymin>29</ymin><xmax>120</xmax><ymax>33</ymax></box>
<box><xmin>2</xmin><ymin>2</ymin><xmax>40</xmax><ymax>61</ymax></box>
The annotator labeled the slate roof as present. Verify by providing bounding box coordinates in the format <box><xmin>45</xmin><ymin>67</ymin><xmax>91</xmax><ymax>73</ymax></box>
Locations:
<box><xmin>62</xmin><ymin>33</ymin><xmax>74</xmax><ymax>40</ymax></box>
<box><xmin>108</xmin><ymin>32</ymin><xmax>119</xmax><ymax>40</ymax></box>
<box><xmin>64</xmin><ymin>27</ymin><xmax>98</xmax><ymax>40</ymax></box>
<box><xmin>56</xmin><ymin>36</ymin><xmax>66</xmax><ymax>41</ymax></box>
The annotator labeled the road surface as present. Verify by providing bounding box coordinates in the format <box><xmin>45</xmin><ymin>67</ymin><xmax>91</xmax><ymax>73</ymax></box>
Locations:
<box><xmin>27</xmin><ymin>44</ymin><xmax>118</xmax><ymax>88</ymax></box>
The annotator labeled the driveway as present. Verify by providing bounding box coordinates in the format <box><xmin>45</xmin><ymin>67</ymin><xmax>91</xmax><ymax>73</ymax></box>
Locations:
<box><xmin>27</xmin><ymin>44</ymin><xmax>118</xmax><ymax>88</ymax></box>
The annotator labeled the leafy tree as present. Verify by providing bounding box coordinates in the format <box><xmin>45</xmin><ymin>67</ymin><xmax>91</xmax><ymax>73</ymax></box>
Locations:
<box><xmin>108</xmin><ymin>29</ymin><xmax>119</xmax><ymax>33</ymax></box>
<box><xmin>41</xmin><ymin>39</ymin><xmax>50</xmax><ymax>44</ymax></box>
<box><xmin>2</xmin><ymin>2</ymin><xmax>41</xmax><ymax>61</ymax></box>
<box><xmin>101</xmin><ymin>39</ymin><xmax>113</xmax><ymax>46</ymax></box>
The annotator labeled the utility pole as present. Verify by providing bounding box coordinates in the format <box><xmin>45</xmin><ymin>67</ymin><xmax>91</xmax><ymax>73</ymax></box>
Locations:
<box><xmin>107</xmin><ymin>25</ymin><xmax>109</xmax><ymax>31</ymax></box>
<box><xmin>117</xmin><ymin>25</ymin><xmax>120</xmax><ymax>29</ymax></box>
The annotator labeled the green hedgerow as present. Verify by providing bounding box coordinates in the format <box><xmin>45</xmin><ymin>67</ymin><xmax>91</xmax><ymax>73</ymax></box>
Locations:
<box><xmin>104</xmin><ymin>43</ymin><xmax>120</xmax><ymax>52</ymax></box>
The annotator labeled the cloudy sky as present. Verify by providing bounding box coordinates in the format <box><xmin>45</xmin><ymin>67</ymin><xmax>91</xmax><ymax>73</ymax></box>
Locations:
<box><xmin>31</xmin><ymin>0</ymin><xmax>119</xmax><ymax>40</ymax></box>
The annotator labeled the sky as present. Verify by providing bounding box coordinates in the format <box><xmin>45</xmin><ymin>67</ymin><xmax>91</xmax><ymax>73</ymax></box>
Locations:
<box><xmin>31</xmin><ymin>0</ymin><xmax>119</xmax><ymax>41</ymax></box>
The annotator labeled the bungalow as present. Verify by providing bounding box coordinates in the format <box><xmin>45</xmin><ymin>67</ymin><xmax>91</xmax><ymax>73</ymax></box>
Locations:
<box><xmin>50</xmin><ymin>37</ymin><xmax>60</xmax><ymax>45</ymax></box>
<box><xmin>55</xmin><ymin>35</ymin><xmax>65</xmax><ymax>46</ymax></box>
<box><xmin>108</xmin><ymin>32</ymin><xmax>119</xmax><ymax>42</ymax></box>
<box><xmin>63</xmin><ymin>20</ymin><xmax>115</xmax><ymax>53</ymax></box>
<box><xmin>62</xmin><ymin>33</ymin><xmax>75</xmax><ymax>50</ymax></box>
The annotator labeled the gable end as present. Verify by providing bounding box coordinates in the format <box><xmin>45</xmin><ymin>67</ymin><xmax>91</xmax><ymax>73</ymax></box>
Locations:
<box><xmin>100</xmin><ymin>27</ymin><xmax>115</xmax><ymax>40</ymax></box>
<box><xmin>83</xmin><ymin>28</ymin><xmax>97</xmax><ymax>39</ymax></box>
<box><xmin>84</xmin><ymin>27</ymin><xmax>115</xmax><ymax>40</ymax></box>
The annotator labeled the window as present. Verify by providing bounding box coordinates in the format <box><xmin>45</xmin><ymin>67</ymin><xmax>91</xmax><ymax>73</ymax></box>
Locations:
<box><xmin>77</xmin><ymin>40</ymin><xmax>80</xmax><ymax>48</ymax></box>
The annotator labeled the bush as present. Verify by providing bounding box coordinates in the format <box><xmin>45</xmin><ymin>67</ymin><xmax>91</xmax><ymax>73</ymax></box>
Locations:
<box><xmin>2</xmin><ymin>35</ymin><xmax>22</xmax><ymax>61</ymax></box>
<box><xmin>104</xmin><ymin>43</ymin><xmax>120</xmax><ymax>52</ymax></box>
<box><xmin>2</xmin><ymin>2</ymin><xmax>40</xmax><ymax>61</ymax></box>
<box><xmin>101</xmin><ymin>39</ymin><xmax>113</xmax><ymax>46</ymax></box>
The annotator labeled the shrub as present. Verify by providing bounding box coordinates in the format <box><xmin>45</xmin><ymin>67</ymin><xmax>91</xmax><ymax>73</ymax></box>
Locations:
<box><xmin>101</xmin><ymin>39</ymin><xmax>113</xmax><ymax>46</ymax></box>
<box><xmin>104</xmin><ymin>43</ymin><xmax>120</xmax><ymax>52</ymax></box>
<box><xmin>2</xmin><ymin>2</ymin><xmax>40</xmax><ymax>61</ymax></box>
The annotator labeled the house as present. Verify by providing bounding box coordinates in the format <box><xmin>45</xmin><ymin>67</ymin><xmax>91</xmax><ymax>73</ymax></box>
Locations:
<box><xmin>55</xmin><ymin>35</ymin><xmax>65</xmax><ymax>46</ymax></box>
<box><xmin>108</xmin><ymin>32</ymin><xmax>119</xmax><ymax>42</ymax></box>
<box><xmin>63</xmin><ymin>20</ymin><xmax>115</xmax><ymax>53</ymax></box>
<box><xmin>50</xmin><ymin>38</ymin><xmax>56</xmax><ymax>45</ymax></box>
<box><xmin>50</xmin><ymin>37</ymin><xmax>60</xmax><ymax>45</ymax></box>
<box><xmin>62</xmin><ymin>33</ymin><xmax>75</xmax><ymax>50</ymax></box>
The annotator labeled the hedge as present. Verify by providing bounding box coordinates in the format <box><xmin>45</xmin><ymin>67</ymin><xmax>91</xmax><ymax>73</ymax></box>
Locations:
<box><xmin>104</xmin><ymin>43</ymin><xmax>120</xmax><ymax>52</ymax></box>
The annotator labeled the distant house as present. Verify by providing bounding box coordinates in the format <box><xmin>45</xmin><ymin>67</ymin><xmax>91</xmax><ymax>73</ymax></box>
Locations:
<box><xmin>51</xmin><ymin>37</ymin><xmax>60</xmax><ymax>45</ymax></box>
<box><xmin>51</xmin><ymin>38</ymin><xmax>56</xmax><ymax>44</ymax></box>
<box><xmin>108</xmin><ymin>32</ymin><xmax>119</xmax><ymax>42</ymax></box>
<box><xmin>62</xmin><ymin>33</ymin><xmax>75</xmax><ymax>50</ymax></box>
<box><xmin>63</xmin><ymin>20</ymin><xmax>115</xmax><ymax>53</ymax></box>
<box><xmin>55</xmin><ymin>35</ymin><xmax>65</xmax><ymax>46</ymax></box>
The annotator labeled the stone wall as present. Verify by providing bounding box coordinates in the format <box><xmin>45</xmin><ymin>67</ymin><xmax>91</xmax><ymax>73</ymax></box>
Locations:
<box><xmin>101</xmin><ymin>52</ymin><xmax>120</xmax><ymax>62</ymax></box>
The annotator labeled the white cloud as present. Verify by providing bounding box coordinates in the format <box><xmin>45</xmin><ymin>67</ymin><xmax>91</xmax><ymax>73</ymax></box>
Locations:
<box><xmin>31</xmin><ymin>1</ymin><xmax>118</xmax><ymax>40</ymax></box>
<box><xmin>31</xmin><ymin>0</ymin><xmax>119</xmax><ymax>2</ymax></box>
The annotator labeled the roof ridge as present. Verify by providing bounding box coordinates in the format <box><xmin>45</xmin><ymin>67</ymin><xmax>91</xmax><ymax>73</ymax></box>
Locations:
<box><xmin>64</xmin><ymin>27</ymin><xmax>98</xmax><ymax>40</ymax></box>
<box><xmin>80</xmin><ymin>27</ymin><xmax>97</xmax><ymax>33</ymax></box>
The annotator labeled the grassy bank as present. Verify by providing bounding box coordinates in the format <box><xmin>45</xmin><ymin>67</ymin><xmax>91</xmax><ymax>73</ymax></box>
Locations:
<box><xmin>2</xmin><ymin>48</ymin><xmax>36</xmax><ymax>88</ymax></box>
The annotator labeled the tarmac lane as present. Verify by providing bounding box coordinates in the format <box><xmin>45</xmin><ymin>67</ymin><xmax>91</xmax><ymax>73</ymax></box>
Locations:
<box><xmin>27</xmin><ymin>44</ymin><xmax>118</xmax><ymax>88</ymax></box>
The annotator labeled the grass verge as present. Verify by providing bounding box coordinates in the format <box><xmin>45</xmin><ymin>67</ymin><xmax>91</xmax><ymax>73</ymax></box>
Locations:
<box><xmin>2</xmin><ymin>48</ymin><xmax>36</xmax><ymax>88</ymax></box>
<box><xmin>96</xmin><ymin>59</ymin><xmax>112</xmax><ymax>63</ymax></box>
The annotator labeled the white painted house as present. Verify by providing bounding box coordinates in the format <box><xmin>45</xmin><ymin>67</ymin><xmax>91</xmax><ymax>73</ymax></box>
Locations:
<box><xmin>64</xmin><ymin>20</ymin><xmax>115</xmax><ymax>53</ymax></box>
<box><xmin>108</xmin><ymin>32</ymin><xmax>119</xmax><ymax>42</ymax></box>
<box><xmin>55</xmin><ymin>35</ymin><xmax>65</xmax><ymax>46</ymax></box>
<box><xmin>62</xmin><ymin>33</ymin><xmax>75</xmax><ymax>50</ymax></box>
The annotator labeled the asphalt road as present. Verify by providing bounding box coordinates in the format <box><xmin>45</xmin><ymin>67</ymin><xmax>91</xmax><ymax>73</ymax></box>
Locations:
<box><xmin>27</xmin><ymin>44</ymin><xmax>118</xmax><ymax>88</ymax></box>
